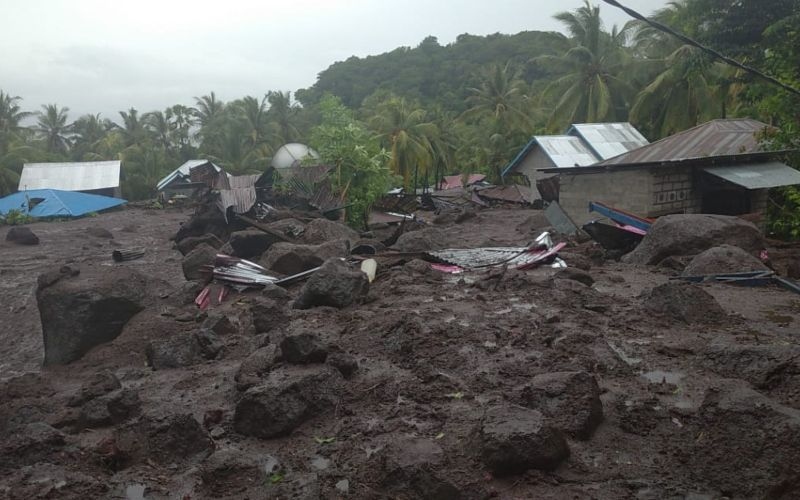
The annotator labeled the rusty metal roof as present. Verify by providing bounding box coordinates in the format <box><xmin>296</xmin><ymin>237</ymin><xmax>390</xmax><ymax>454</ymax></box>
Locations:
<box><xmin>599</xmin><ymin>119</ymin><xmax>771</xmax><ymax>165</ymax></box>
<box><xmin>19</xmin><ymin>160</ymin><xmax>121</xmax><ymax>191</ymax></box>
<box><xmin>440</xmin><ymin>174</ymin><xmax>486</xmax><ymax>190</ymax></box>
<box><xmin>567</xmin><ymin>123</ymin><xmax>649</xmax><ymax>160</ymax></box>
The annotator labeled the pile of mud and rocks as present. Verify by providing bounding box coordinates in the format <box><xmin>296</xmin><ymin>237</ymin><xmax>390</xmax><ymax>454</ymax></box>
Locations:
<box><xmin>2</xmin><ymin>201</ymin><xmax>800</xmax><ymax>499</ymax></box>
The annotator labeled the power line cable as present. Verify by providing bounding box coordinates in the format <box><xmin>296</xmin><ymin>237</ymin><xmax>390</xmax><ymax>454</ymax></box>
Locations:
<box><xmin>600</xmin><ymin>0</ymin><xmax>800</xmax><ymax>96</ymax></box>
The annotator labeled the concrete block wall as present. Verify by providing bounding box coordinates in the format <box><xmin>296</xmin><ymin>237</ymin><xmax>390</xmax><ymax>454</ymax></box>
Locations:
<box><xmin>559</xmin><ymin>169</ymin><xmax>653</xmax><ymax>226</ymax></box>
<box><xmin>648</xmin><ymin>166</ymin><xmax>700</xmax><ymax>216</ymax></box>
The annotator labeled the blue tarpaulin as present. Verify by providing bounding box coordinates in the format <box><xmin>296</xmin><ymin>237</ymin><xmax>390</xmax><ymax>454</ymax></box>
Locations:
<box><xmin>0</xmin><ymin>189</ymin><xmax>126</xmax><ymax>218</ymax></box>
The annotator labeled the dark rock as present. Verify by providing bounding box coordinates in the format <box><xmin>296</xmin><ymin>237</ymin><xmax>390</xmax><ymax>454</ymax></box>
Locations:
<box><xmin>303</xmin><ymin>218</ymin><xmax>359</xmax><ymax>244</ymax></box>
<box><xmin>235</xmin><ymin>344</ymin><xmax>278</xmax><ymax>391</ymax></box>
<box><xmin>403</xmin><ymin>258</ymin><xmax>435</xmax><ymax>275</ymax></box>
<box><xmin>280</xmin><ymin>333</ymin><xmax>328</xmax><ymax>364</ymax></box>
<box><xmin>293</xmin><ymin>258</ymin><xmax>369</xmax><ymax>310</ymax></box>
<box><xmin>200</xmin><ymin>449</ymin><xmax>263</xmax><ymax>497</ymax></box>
<box><xmin>176</xmin><ymin>234</ymin><xmax>224</xmax><ymax>256</ymax></box>
<box><xmin>382</xmin><ymin>437</ymin><xmax>461</xmax><ymax>499</ymax></box>
<box><xmin>701</xmin><ymin>343</ymin><xmax>800</xmax><ymax>389</ymax></box>
<box><xmin>261</xmin><ymin>282</ymin><xmax>290</xmax><ymax>301</ymax></box>
<box><xmin>682</xmin><ymin>244</ymin><xmax>769</xmax><ymax>276</ymax></box>
<box><xmin>555</xmin><ymin>268</ymin><xmax>595</xmax><ymax>287</ymax></box>
<box><xmin>78</xmin><ymin>389</ymin><xmax>141</xmax><ymax>428</ymax></box>
<box><xmin>146</xmin><ymin>329</ymin><xmax>222</xmax><ymax>369</ymax></box>
<box><xmin>265</xmin><ymin>218</ymin><xmax>306</xmax><ymax>238</ymax></box>
<box><xmin>181</xmin><ymin>243</ymin><xmax>217</xmax><ymax>281</ymax></box>
<box><xmin>202</xmin><ymin>313</ymin><xmax>236</xmax><ymax>335</ymax></box>
<box><xmin>114</xmin><ymin>413</ymin><xmax>213</xmax><ymax>467</ymax></box>
<box><xmin>624</xmin><ymin>214</ymin><xmax>764</xmax><ymax>265</ymax></box>
<box><xmin>250</xmin><ymin>298</ymin><xmax>289</xmax><ymax>333</ymax></box>
<box><xmin>261</xmin><ymin>239</ymin><xmax>349</xmax><ymax>276</ymax></box>
<box><xmin>517</xmin><ymin>371</ymin><xmax>603</xmax><ymax>440</ymax></box>
<box><xmin>169</xmin><ymin>280</ymin><xmax>206</xmax><ymax>306</ymax></box>
<box><xmin>0</xmin><ymin>373</ymin><xmax>55</xmax><ymax>402</ymax></box>
<box><xmin>195</xmin><ymin>328</ymin><xmax>224</xmax><ymax>359</ymax></box>
<box><xmin>86</xmin><ymin>227</ymin><xmax>113</xmax><ymax>239</ymax></box>
<box><xmin>686</xmin><ymin>381</ymin><xmax>800</xmax><ymax>497</ymax></box>
<box><xmin>6</xmin><ymin>226</ymin><xmax>39</xmax><ymax>245</ymax></box>
<box><xmin>326</xmin><ymin>352</ymin><xmax>359</xmax><ymax>378</ymax></box>
<box><xmin>641</xmin><ymin>282</ymin><xmax>726</xmax><ymax>324</ymax></box>
<box><xmin>36</xmin><ymin>266</ymin><xmax>147</xmax><ymax>365</ymax></box>
<box><xmin>455</xmin><ymin>207</ymin><xmax>477</xmax><ymax>223</ymax></box>
<box><xmin>174</xmin><ymin>205</ymin><xmax>230</xmax><ymax>243</ymax></box>
<box><xmin>68</xmin><ymin>370</ymin><xmax>121</xmax><ymax>406</ymax></box>
<box><xmin>225</xmin><ymin>229</ymin><xmax>283</xmax><ymax>259</ymax></box>
<box><xmin>36</xmin><ymin>265</ymin><xmax>80</xmax><ymax>289</ymax></box>
<box><xmin>233</xmin><ymin>366</ymin><xmax>341</xmax><ymax>438</ymax></box>
<box><xmin>478</xmin><ymin>404</ymin><xmax>569</xmax><ymax>475</ymax></box>
<box><xmin>556</xmin><ymin>252</ymin><xmax>592</xmax><ymax>271</ymax></box>
<box><xmin>0</xmin><ymin>422</ymin><xmax>65</xmax><ymax>468</ymax></box>
<box><xmin>393</xmin><ymin>227</ymin><xmax>449</xmax><ymax>252</ymax></box>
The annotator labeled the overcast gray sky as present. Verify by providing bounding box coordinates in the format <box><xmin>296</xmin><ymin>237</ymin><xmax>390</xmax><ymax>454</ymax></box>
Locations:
<box><xmin>1</xmin><ymin>0</ymin><xmax>669</xmax><ymax>120</ymax></box>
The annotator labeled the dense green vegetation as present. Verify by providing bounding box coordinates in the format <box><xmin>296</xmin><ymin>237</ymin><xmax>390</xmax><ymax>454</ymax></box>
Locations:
<box><xmin>1</xmin><ymin>0</ymin><xmax>798</xmax><ymax>234</ymax></box>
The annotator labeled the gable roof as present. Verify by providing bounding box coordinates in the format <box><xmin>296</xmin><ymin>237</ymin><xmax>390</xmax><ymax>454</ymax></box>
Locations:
<box><xmin>598</xmin><ymin>118</ymin><xmax>770</xmax><ymax>166</ymax></box>
<box><xmin>0</xmin><ymin>189</ymin><xmax>126</xmax><ymax>217</ymax></box>
<box><xmin>156</xmin><ymin>159</ymin><xmax>222</xmax><ymax>191</ymax></box>
<box><xmin>19</xmin><ymin>161</ymin><xmax>121</xmax><ymax>192</ymax></box>
<box><xmin>502</xmin><ymin>135</ymin><xmax>600</xmax><ymax>177</ymax></box>
<box><xmin>567</xmin><ymin>123</ymin><xmax>649</xmax><ymax>160</ymax></box>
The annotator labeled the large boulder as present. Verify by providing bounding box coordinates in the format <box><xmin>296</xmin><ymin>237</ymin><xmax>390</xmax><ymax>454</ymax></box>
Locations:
<box><xmin>280</xmin><ymin>333</ymin><xmax>328</xmax><ymax>364</ymax></box>
<box><xmin>249</xmin><ymin>298</ymin><xmax>289</xmax><ymax>333</ymax></box>
<box><xmin>176</xmin><ymin>234</ymin><xmax>224</xmax><ymax>256</ymax></box>
<box><xmin>624</xmin><ymin>214</ymin><xmax>764</xmax><ymax>265</ymax></box>
<box><xmin>222</xmin><ymin>229</ymin><xmax>283</xmax><ymax>259</ymax></box>
<box><xmin>36</xmin><ymin>266</ymin><xmax>147</xmax><ymax>365</ymax></box>
<box><xmin>293</xmin><ymin>258</ymin><xmax>369</xmax><ymax>310</ymax></box>
<box><xmin>393</xmin><ymin>227</ymin><xmax>449</xmax><ymax>253</ymax></box>
<box><xmin>145</xmin><ymin>329</ymin><xmax>222</xmax><ymax>369</ymax></box>
<box><xmin>302</xmin><ymin>218</ymin><xmax>359</xmax><ymax>245</ymax></box>
<box><xmin>260</xmin><ymin>239</ymin><xmax>349</xmax><ymax>276</ymax></box>
<box><xmin>113</xmin><ymin>413</ymin><xmax>213</xmax><ymax>466</ymax></box>
<box><xmin>682</xmin><ymin>244</ymin><xmax>769</xmax><ymax>277</ymax></box>
<box><xmin>517</xmin><ymin>371</ymin><xmax>604</xmax><ymax>440</ymax></box>
<box><xmin>641</xmin><ymin>282</ymin><xmax>726</xmax><ymax>324</ymax></box>
<box><xmin>478</xmin><ymin>404</ymin><xmax>569</xmax><ymax>475</ymax></box>
<box><xmin>700</xmin><ymin>343</ymin><xmax>800</xmax><ymax>390</ymax></box>
<box><xmin>6</xmin><ymin>226</ymin><xmax>39</xmax><ymax>245</ymax></box>
<box><xmin>181</xmin><ymin>243</ymin><xmax>217</xmax><ymax>280</ymax></box>
<box><xmin>233</xmin><ymin>366</ymin><xmax>342</xmax><ymax>438</ymax></box>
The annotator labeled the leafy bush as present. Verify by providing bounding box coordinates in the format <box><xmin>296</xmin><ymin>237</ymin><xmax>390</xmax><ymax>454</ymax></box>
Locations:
<box><xmin>0</xmin><ymin>209</ymin><xmax>34</xmax><ymax>226</ymax></box>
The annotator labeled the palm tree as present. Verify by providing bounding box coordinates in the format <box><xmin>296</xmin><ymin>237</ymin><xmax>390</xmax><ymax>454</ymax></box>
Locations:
<box><xmin>193</xmin><ymin>92</ymin><xmax>225</xmax><ymax>128</ymax></box>
<box><xmin>461</xmin><ymin>62</ymin><xmax>532</xmax><ymax>132</ymax></box>
<box><xmin>266</xmin><ymin>91</ymin><xmax>300</xmax><ymax>145</ymax></box>
<box><xmin>118</xmin><ymin>108</ymin><xmax>148</xmax><ymax>147</ymax></box>
<box><xmin>0</xmin><ymin>91</ymin><xmax>32</xmax><ymax>150</ymax></box>
<box><xmin>36</xmin><ymin>104</ymin><xmax>71</xmax><ymax>154</ymax></box>
<box><xmin>71</xmin><ymin>113</ymin><xmax>114</xmax><ymax>160</ymax></box>
<box><xmin>368</xmin><ymin>96</ymin><xmax>439</xmax><ymax>187</ymax></box>
<box><xmin>237</xmin><ymin>95</ymin><xmax>270</xmax><ymax>150</ymax></box>
<box><xmin>536</xmin><ymin>1</ymin><xmax>633</xmax><ymax>131</ymax></box>
<box><xmin>144</xmin><ymin>110</ymin><xmax>173</xmax><ymax>152</ymax></box>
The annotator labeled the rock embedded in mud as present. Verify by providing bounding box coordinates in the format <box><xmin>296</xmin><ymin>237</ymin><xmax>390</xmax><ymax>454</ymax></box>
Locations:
<box><xmin>250</xmin><ymin>298</ymin><xmax>289</xmax><ymax>333</ymax></box>
<box><xmin>701</xmin><ymin>343</ymin><xmax>800</xmax><ymax>389</ymax></box>
<box><xmin>302</xmin><ymin>218</ymin><xmax>360</xmax><ymax>245</ymax></box>
<box><xmin>261</xmin><ymin>239</ymin><xmax>349</xmax><ymax>276</ymax></box>
<box><xmin>280</xmin><ymin>333</ymin><xmax>328</xmax><ymax>364</ymax></box>
<box><xmin>326</xmin><ymin>352</ymin><xmax>359</xmax><ymax>378</ymax></box>
<box><xmin>78</xmin><ymin>389</ymin><xmax>141</xmax><ymax>428</ymax></box>
<box><xmin>0</xmin><ymin>422</ymin><xmax>66</xmax><ymax>469</ymax></box>
<box><xmin>68</xmin><ymin>370</ymin><xmax>122</xmax><ymax>406</ymax></box>
<box><xmin>233</xmin><ymin>366</ymin><xmax>341</xmax><ymax>439</ymax></box>
<box><xmin>176</xmin><ymin>233</ymin><xmax>224</xmax><ymax>256</ymax></box>
<box><xmin>392</xmin><ymin>227</ymin><xmax>448</xmax><ymax>252</ymax></box>
<box><xmin>641</xmin><ymin>282</ymin><xmax>726</xmax><ymax>324</ymax></box>
<box><xmin>682</xmin><ymin>244</ymin><xmax>769</xmax><ymax>277</ymax></box>
<box><xmin>478</xmin><ymin>404</ymin><xmax>569</xmax><ymax>476</ymax></box>
<box><xmin>145</xmin><ymin>329</ymin><xmax>222</xmax><ymax>370</ymax></box>
<box><xmin>554</xmin><ymin>268</ymin><xmax>595</xmax><ymax>287</ymax></box>
<box><xmin>223</xmin><ymin>229</ymin><xmax>283</xmax><ymax>259</ymax></box>
<box><xmin>293</xmin><ymin>258</ymin><xmax>369</xmax><ymax>310</ymax></box>
<box><xmin>381</xmin><ymin>437</ymin><xmax>461</xmax><ymax>499</ymax></box>
<box><xmin>86</xmin><ymin>226</ymin><xmax>113</xmax><ymax>239</ymax></box>
<box><xmin>235</xmin><ymin>344</ymin><xmax>278</xmax><ymax>391</ymax></box>
<box><xmin>623</xmin><ymin>214</ymin><xmax>764</xmax><ymax>265</ymax></box>
<box><xmin>6</xmin><ymin>226</ymin><xmax>39</xmax><ymax>245</ymax></box>
<box><xmin>517</xmin><ymin>371</ymin><xmax>604</xmax><ymax>440</ymax></box>
<box><xmin>202</xmin><ymin>313</ymin><xmax>237</xmax><ymax>336</ymax></box>
<box><xmin>181</xmin><ymin>243</ymin><xmax>217</xmax><ymax>281</ymax></box>
<box><xmin>114</xmin><ymin>413</ymin><xmax>214</xmax><ymax>466</ymax></box>
<box><xmin>36</xmin><ymin>266</ymin><xmax>147</xmax><ymax>365</ymax></box>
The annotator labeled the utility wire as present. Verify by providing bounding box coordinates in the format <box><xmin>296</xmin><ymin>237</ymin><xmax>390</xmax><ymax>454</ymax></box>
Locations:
<box><xmin>600</xmin><ymin>0</ymin><xmax>800</xmax><ymax>97</ymax></box>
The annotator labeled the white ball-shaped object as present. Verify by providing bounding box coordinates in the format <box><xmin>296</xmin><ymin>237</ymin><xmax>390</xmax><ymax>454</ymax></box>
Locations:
<box><xmin>270</xmin><ymin>143</ymin><xmax>320</xmax><ymax>169</ymax></box>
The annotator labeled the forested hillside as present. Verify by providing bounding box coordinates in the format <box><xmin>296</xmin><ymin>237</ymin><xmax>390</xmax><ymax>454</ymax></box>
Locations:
<box><xmin>1</xmin><ymin>0</ymin><xmax>799</xmax><ymax>235</ymax></box>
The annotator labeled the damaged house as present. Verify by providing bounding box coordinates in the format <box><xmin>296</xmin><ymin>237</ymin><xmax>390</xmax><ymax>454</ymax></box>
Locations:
<box><xmin>544</xmin><ymin>118</ymin><xmax>800</xmax><ymax>227</ymax></box>
<box><xmin>156</xmin><ymin>159</ymin><xmax>224</xmax><ymax>198</ymax></box>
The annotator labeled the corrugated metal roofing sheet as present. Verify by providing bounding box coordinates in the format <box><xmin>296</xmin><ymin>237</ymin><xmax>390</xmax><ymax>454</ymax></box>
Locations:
<box><xmin>703</xmin><ymin>162</ymin><xmax>800</xmax><ymax>189</ymax></box>
<box><xmin>156</xmin><ymin>159</ymin><xmax>221</xmax><ymax>191</ymax></box>
<box><xmin>567</xmin><ymin>123</ymin><xmax>649</xmax><ymax>160</ymax></box>
<box><xmin>599</xmin><ymin>119</ymin><xmax>769</xmax><ymax>165</ymax></box>
<box><xmin>535</xmin><ymin>136</ymin><xmax>600</xmax><ymax>168</ymax></box>
<box><xmin>19</xmin><ymin>161</ymin><xmax>121</xmax><ymax>191</ymax></box>
<box><xmin>217</xmin><ymin>187</ymin><xmax>257</xmax><ymax>221</ymax></box>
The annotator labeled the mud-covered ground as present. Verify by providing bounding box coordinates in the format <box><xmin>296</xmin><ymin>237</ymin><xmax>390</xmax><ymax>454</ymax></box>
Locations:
<box><xmin>2</xmin><ymin>206</ymin><xmax>800</xmax><ymax>499</ymax></box>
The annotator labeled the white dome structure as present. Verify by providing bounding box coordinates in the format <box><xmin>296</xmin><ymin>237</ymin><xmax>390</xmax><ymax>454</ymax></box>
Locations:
<box><xmin>270</xmin><ymin>143</ymin><xmax>321</xmax><ymax>169</ymax></box>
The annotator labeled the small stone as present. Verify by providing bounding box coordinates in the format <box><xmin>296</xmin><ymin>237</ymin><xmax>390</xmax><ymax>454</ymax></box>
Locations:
<box><xmin>326</xmin><ymin>352</ymin><xmax>359</xmax><ymax>378</ymax></box>
<box><xmin>280</xmin><ymin>333</ymin><xmax>328</xmax><ymax>364</ymax></box>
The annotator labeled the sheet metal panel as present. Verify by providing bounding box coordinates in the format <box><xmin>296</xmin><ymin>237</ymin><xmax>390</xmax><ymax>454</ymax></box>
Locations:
<box><xmin>703</xmin><ymin>162</ymin><xmax>800</xmax><ymax>189</ymax></box>
<box><xmin>19</xmin><ymin>161</ymin><xmax>121</xmax><ymax>191</ymax></box>
<box><xmin>536</xmin><ymin>136</ymin><xmax>599</xmax><ymax>168</ymax></box>
<box><xmin>568</xmin><ymin>123</ymin><xmax>649</xmax><ymax>160</ymax></box>
<box><xmin>156</xmin><ymin>159</ymin><xmax>221</xmax><ymax>191</ymax></box>
<box><xmin>599</xmin><ymin>119</ymin><xmax>769</xmax><ymax>165</ymax></box>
